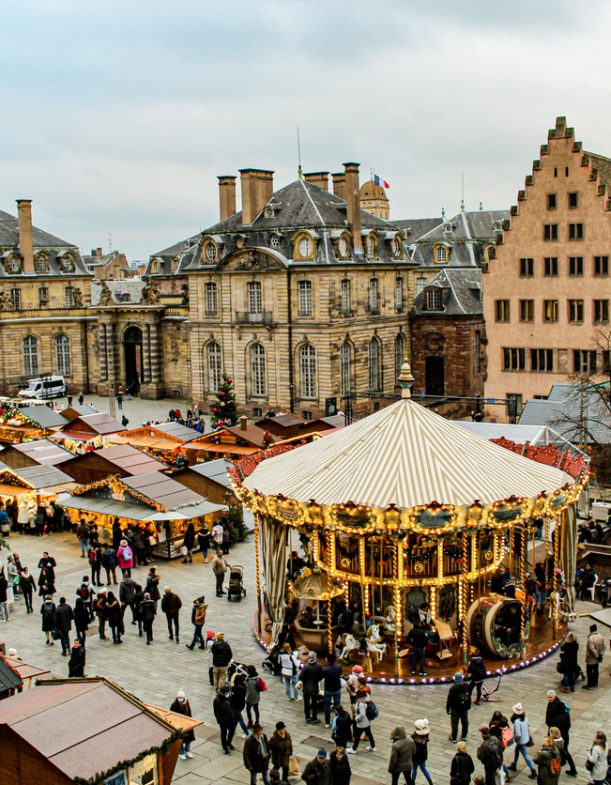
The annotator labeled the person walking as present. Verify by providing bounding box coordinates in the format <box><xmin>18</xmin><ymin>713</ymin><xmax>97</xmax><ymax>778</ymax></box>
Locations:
<box><xmin>332</xmin><ymin>705</ymin><xmax>354</xmax><ymax>750</ymax></box>
<box><xmin>214</xmin><ymin>685</ymin><xmax>236</xmax><ymax>754</ymax></box>
<box><xmin>76</xmin><ymin>519</ymin><xmax>90</xmax><ymax>558</ymax></box>
<box><xmin>145</xmin><ymin>567</ymin><xmax>161</xmax><ymax>604</ymax></box>
<box><xmin>140</xmin><ymin>592</ymin><xmax>157</xmax><ymax>644</ymax></box>
<box><xmin>212</xmin><ymin>520</ymin><xmax>224</xmax><ymax>552</ymax></box>
<box><xmin>101</xmin><ymin>545</ymin><xmax>118</xmax><ymax>585</ymax></box>
<box><xmin>245</xmin><ymin>665</ymin><xmax>263</xmax><ymax>727</ymax></box>
<box><xmin>38</xmin><ymin>566</ymin><xmax>55</xmax><ymax>598</ymax></box>
<box><xmin>94</xmin><ymin>590</ymin><xmax>108</xmax><ymax>640</ymax></box>
<box><xmin>583</xmin><ymin>624</ymin><xmax>604</xmax><ymax>689</ymax></box>
<box><xmin>302</xmin><ymin>749</ymin><xmax>329</xmax><ymax>785</ymax></box>
<box><xmin>508</xmin><ymin>704</ymin><xmax>537</xmax><ymax>779</ymax></box>
<box><xmin>545</xmin><ymin>689</ymin><xmax>576</xmax><ymax>777</ymax></box>
<box><xmin>345</xmin><ymin>664</ymin><xmax>363</xmax><ymax>707</ymax></box>
<box><xmin>161</xmin><ymin>586</ymin><xmax>182</xmax><ymax>643</ymax></box>
<box><xmin>198</xmin><ymin>525</ymin><xmax>211</xmax><ymax>562</ymax></box>
<box><xmin>0</xmin><ymin>570</ymin><xmax>9</xmax><ymax>622</ymax></box>
<box><xmin>231</xmin><ymin>673</ymin><xmax>250</xmax><ymax>738</ymax></box>
<box><xmin>489</xmin><ymin>710</ymin><xmax>512</xmax><ymax>780</ymax></box>
<box><xmin>76</xmin><ymin>575</ymin><xmax>95</xmax><ymax>621</ymax></box>
<box><xmin>477</xmin><ymin>726</ymin><xmax>503</xmax><ymax>785</ymax></box>
<box><xmin>117</xmin><ymin>539</ymin><xmax>134</xmax><ymax>578</ymax></box>
<box><xmin>105</xmin><ymin>591</ymin><xmax>123</xmax><ymax>644</ymax></box>
<box><xmin>88</xmin><ymin>544</ymin><xmax>102</xmax><ymax>587</ymax></box>
<box><xmin>211</xmin><ymin>631</ymin><xmax>233</xmax><ymax>691</ymax></box>
<box><xmin>467</xmin><ymin>651</ymin><xmax>486</xmax><ymax>705</ymax></box>
<box><xmin>212</xmin><ymin>551</ymin><xmax>230</xmax><ymax>596</ymax></box>
<box><xmin>182</xmin><ymin>522</ymin><xmax>195</xmax><ymax>563</ymax></box>
<box><xmin>222</xmin><ymin>520</ymin><xmax>231</xmax><ymax>555</ymax></box>
<box><xmin>447</xmin><ymin>672</ymin><xmax>471</xmax><ymax>742</ymax></box>
<box><xmin>119</xmin><ymin>574</ymin><xmax>138</xmax><ymax>623</ymax></box>
<box><xmin>269</xmin><ymin>721</ymin><xmax>293</xmax><ymax>783</ymax></box>
<box><xmin>348</xmin><ymin>689</ymin><xmax>376</xmax><ymax>754</ymax></box>
<box><xmin>19</xmin><ymin>568</ymin><xmax>36</xmax><ymax>613</ymax></box>
<box><xmin>330</xmin><ymin>746</ymin><xmax>351</xmax><ymax>785</ymax></box>
<box><xmin>299</xmin><ymin>651</ymin><xmax>324</xmax><ymax>724</ymax></box>
<box><xmin>278</xmin><ymin>643</ymin><xmax>300</xmax><ymax>701</ymax></box>
<box><xmin>558</xmin><ymin>632</ymin><xmax>579</xmax><ymax>693</ymax></box>
<box><xmin>388</xmin><ymin>725</ymin><xmax>416</xmax><ymax>785</ymax></box>
<box><xmin>409</xmin><ymin>719</ymin><xmax>432</xmax><ymax>784</ymax></box>
<box><xmin>322</xmin><ymin>652</ymin><xmax>343</xmax><ymax>728</ymax></box>
<box><xmin>132</xmin><ymin>583</ymin><xmax>144</xmax><ymax>636</ymax></box>
<box><xmin>585</xmin><ymin>731</ymin><xmax>607</xmax><ymax>785</ymax></box>
<box><xmin>74</xmin><ymin>597</ymin><xmax>89</xmax><ymax>646</ymax></box>
<box><xmin>54</xmin><ymin>597</ymin><xmax>74</xmax><ymax>656</ymax></box>
<box><xmin>68</xmin><ymin>639</ymin><xmax>86</xmax><ymax>677</ymax></box>
<box><xmin>186</xmin><ymin>596</ymin><xmax>208</xmax><ymax>650</ymax></box>
<box><xmin>171</xmin><ymin>689</ymin><xmax>196</xmax><ymax>760</ymax></box>
<box><xmin>451</xmin><ymin>741</ymin><xmax>475</xmax><ymax>785</ymax></box>
<box><xmin>41</xmin><ymin>595</ymin><xmax>56</xmax><ymax>645</ymax></box>
<box><xmin>533</xmin><ymin>737</ymin><xmax>561</xmax><ymax>785</ymax></box>
<box><xmin>243</xmin><ymin>724</ymin><xmax>271</xmax><ymax>785</ymax></box>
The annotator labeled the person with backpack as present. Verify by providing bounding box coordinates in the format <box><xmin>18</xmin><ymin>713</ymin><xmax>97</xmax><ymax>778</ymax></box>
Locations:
<box><xmin>211</xmin><ymin>631</ymin><xmax>233</xmax><ymax>691</ymax></box>
<box><xmin>489</xmin><ymin>710</ymin><xmax>512</xmax><ymax>780</ymax></box>
<box><xmin>160</xmin><ymin>586</ymin><xmax>182</xmax><ymax>643</ymax></box>
<box><xmin>533</xmin><ymin>737</ymin><xmax>561</xmax><ymax>785</ymax></box>
<box><xmin>54</xmin><ymin>597</ymin><xmax>74</xmax><ymax>656</ymax></box>
<box><xmin>467</xmin><ymin>651</ymin><xmax>486</xmax><ymax>705</ymax></box>
<box><xmin>388</xmin><ymin>725</ymin><xmax>416</xmax><ymax>785</ymax></box>
<box><xmin>245</xmin><ymin>664</ymin><xmax>264</xmax><ymax>727</ymax></box>
<box><xmin>450</xmin><ymin>740</ymin><xmax>475</xmax><ymax>785</ymax></box>
<box><xmin>544</xmin><ymin>690</ymin><xmax>576</xmax><ymax>777</ymax></box>
<box><xmin>446</xmin><ymin>672</ymin><xmax>471</xmax><ymax>742</ymax></box>
<box><xmin>410</xmin><ymin>719</ymin><xmax>432</xmax><ymax>784</ymax></box>
<box><xmin>186</xmin><ymin>596</ymin><xmax>208</xmax><ymax>650</ymax></box>
<box><xmin>332</xmin><ymin>705</ymin><xmax>354</xmax><ymax>749</ymax></box>
<box><xmin>76</xmin><ymin>576</ymin><xmax>95</xmax><ymax>621</ymax></box>
<box><xmin>347</xmin><ymin>689</ymin><xmax>376</xmax><ymax>753</ymax></box>
<box><xmin>278</xmin><ymin>642</ymin><xmax>300</xmax><ymax>700</ymax></box>
<box><xmin>477</xmin><ymin>726</ymin><xmax>503</xmax><ymax>785</ymax></box>
<box><xmin>88</xmin><ymin>544</ymin><xmax>102</xmax><ymax>587</ymax></box>
<box><xmin>117</xmin><ymin>539</ymin><xmax>134</xmax><ymax>578</ymax></box>
<box><xmin>101</xmin><ymin>545</ymin><xmax>118</xmax><ymax>585</ymax></box>
<box><xmin>508</xmin><ymin>704</ymin><xmax>537</xmax><ymax>779</ymax></box>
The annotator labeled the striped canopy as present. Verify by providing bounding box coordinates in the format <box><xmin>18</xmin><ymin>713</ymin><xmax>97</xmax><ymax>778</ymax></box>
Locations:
<box><xmin>243</xmin><ymin>398</ymin><xmax>573</xmax><ymax>510</ymax></box>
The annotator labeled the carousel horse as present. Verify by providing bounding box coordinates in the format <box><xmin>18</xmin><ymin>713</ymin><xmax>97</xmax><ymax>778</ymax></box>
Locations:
<box><xmin>366</xmin><ymin>623</ymin><xmax>387</xmax><ymax>662</ymax></box>
<box><xmin>339</xmin><ymin>633</ymin><xmax>360</xmax><ymax>661</ymax></box>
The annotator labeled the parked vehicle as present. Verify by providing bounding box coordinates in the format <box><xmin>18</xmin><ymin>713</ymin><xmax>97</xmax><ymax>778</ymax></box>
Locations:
<box><xmin>18</xmin><ymin>376</ymin><xmax>66</xmax><ymax>399</ymax></box>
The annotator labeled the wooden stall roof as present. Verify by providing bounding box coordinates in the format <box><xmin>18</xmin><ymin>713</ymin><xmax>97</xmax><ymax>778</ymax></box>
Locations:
<box><xmin>68</xmin><ymin>444</ymin><xmax>168</xmax><ymax>476</ymax></box>
<box><xmin>0</xmin><ymin>483</ymin><xmax>31</xmax><ymax>497</ymax></box>
<box><xmin>255</xmin><ymin>413</ymin><xmax>305</xmax><ymax>437</ymax></box>
<box><xmin>0</xmin><ymin>678</ymin><xmax>176</xmax><ymax>783</ymax></box>
<box><xmin>4</xmin><ymin>655</ymin><xmax>50</xmax><ymax>682</ymax></box>
<box><xmin>122</xmin><ymin>471</ymin><xmax>202</xmax><ymax>510</ymax></box>
<box><xmin>144</xmin><ymin>704</ymin><xmax>203</xmax><ymax>732</ymax></box>
<box><xmin>59</xmin><ymin>405</ymin><xmax>99</xmax><ymax>422</ymax></box>
<box><xmin>17</xmin><ymin>406</ymin><xmax>66</xmax><ymax>430</ymax></box>
<box><xmin>0</xmin><ymin>654</ymin><xmax>22</xmax><ymax>692</ymax></box>
<box><xmin>57</xmin><ymin>412</ymin><xmax>126</xmax><ymax>440</ymax></box>
<box><xmin>187</xmin><ymin>458</ymin><xmax>233</xmax><ymax>490</ymax></box>
<box><xmin>1</xmin><ymin>438</ymin><xmax>73</xmax><ymax>467</ymax></box>
<box><xmin>153</xmin><ymin>421</ymin><xmax>200</xmax><ymax>442</ymax></box>
<box><xmin>225</xmin><ymin>422</ymin><xmax>269</xmax><ymax>447</ymax></box>
<box><xmin>183</xmin><ymin>442</ymin><xmax>259</xmax><ymax>457</ymax></box>
<box><xmin>14</xmin><ymin>465</ymin><xmax>76</xmax><ymax>491</ymax></box>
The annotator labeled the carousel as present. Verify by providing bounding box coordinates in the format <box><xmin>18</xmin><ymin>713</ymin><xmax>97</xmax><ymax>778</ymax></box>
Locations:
<box><xmin>230</xmin><ymin>364</ymin><xmax>589</xmax><ymax>683</ymax></box>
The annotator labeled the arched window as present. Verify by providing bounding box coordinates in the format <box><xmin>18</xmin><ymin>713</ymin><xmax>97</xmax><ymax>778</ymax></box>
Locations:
<box><xmin>250</xmin><ymin>343</ymin><xmax>266</xmax><ymax>396</ymax></box>
<box><xmin>395</xmin><ymin>333</ymin><xmax>405</xmax><ymax>380</ymax></box>
<box><xmin>366</xmin><ymin>233</ymin><xmax>378</xmax><ymax>259</ymax></box>
<box><xmin>23</xmin><ymin>336</ymin><xmax>39</xmax><ymax>376</ymax></box>
<box><xmin>55</xmin><ymin>335</ymin><xmax>71</xmax><ymax>376</ymax></box>
<box><xmin>340</xmin><ymin>279</ymin><xmax>351</xmax><ymax>316</ymax></box>
<box><xmin>340</xmin><ymin>342</ymin><xmax>352</xmax><ymax>396</ymax></box>
<box><xmin>299</xmin><ymin>344</ymin><xmax>316</xmax><ymax>399</ymax></box>
<box><xmin>436</xmin><ymin>245</ymin><xmax>447</xmax><ymax>263</ymax></box>
<box><xmin>207</xmin><ymin>341</ymin><xmax>222</xmax><ymax>393</ymax></box>
<box><xmin>368</xmin><ymin>337</ymin><xmax>382</xmax><ymax>391</ymax></box>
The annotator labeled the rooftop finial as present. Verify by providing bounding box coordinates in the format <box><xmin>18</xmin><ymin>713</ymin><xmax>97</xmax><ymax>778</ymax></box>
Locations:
<box><xmin>479</xmin><ymin>201</ymin><xmax>483</xmax><ymax>211</ymax></box>
<box><xmin>441</xmin><ymin>207</ymin><xmax>446</xmax><ymax>220</ymax></box>
<box><xmin>297</xmin><ymin>125</ymin><xmax>303</xmax><ymax>180</ymax></box>
<box><xmin>460</xmin><ymin>199</ymin><xmax>465</xmax><ymax>212</ymax></box>
<box><xmin>398</xmin><ymin>361</ymin><xmax>414</xmax><ymax>399</ymax></box>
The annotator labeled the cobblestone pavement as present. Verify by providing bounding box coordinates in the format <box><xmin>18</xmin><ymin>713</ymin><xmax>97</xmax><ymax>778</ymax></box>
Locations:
<box><xmin>1</xmin><ymin>532</ymin><xmax>609</xmax><ymax>785</ymax></box>
<box><xmin>49</xmin><ymin>393</ymin><xmax>206</xmax><ymax>429</ymax></box>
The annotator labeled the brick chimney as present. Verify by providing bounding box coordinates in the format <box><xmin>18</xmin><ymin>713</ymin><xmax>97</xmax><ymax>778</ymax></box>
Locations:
<box><xmin>218</xmin><ymin>176</ymin><xmax>237</xmax><ymax>221</ymax></box>
<box><xmin>239</xmin><ymin>415</ymin><xmax>248</xmax><ymax>431</ymax></box>
<box><xmin>96</xmin><ymin>247</ymin><xmax>103</xmax><ymax>260</ymax></box>
<box><xmin>239</xmin><ymin>169</ymin><xmax>274</xmax><ymax>225</ymax></box>
<box><xmin>343</xmin><ymin>163</ymin><xmax>362</xmax><ymax>253</ymax></box>
<box><xmin>304</xmin><ymin>171</ymin><xmax>329</xmax><ymax>190</ymax></box>
<box><xmin>16</xmin><ymin>199</ymin><xmax>34</xmax><ymax>274</ymax></box>
<box><xmin>332</xmin><ymin>172</ymin><xmax>346</xmax><ymax>200</ymax></box>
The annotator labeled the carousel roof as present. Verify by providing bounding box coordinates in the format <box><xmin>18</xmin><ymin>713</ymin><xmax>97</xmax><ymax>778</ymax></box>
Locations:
<box><xmin>243</xmin><ymin>397</ymin><xmax>575</xmax><ymax>510</ymax></box>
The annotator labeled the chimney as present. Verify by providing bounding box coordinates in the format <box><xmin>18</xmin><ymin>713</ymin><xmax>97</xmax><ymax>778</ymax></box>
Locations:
<box><xmin>304</xmin><ymin>171</ymin><xmax>329</xmax><ymax>191</ymax></box>
<box><xmin>239</xmin><ymin>415</ymin><xmax>248</xmax><ymax>431</ymax></box>
<box><xmin>343</xmin><ymin>162</ymin><xmax>362</xmax><ymax>253</ymax></box>
<box><xmin>218</xmin><ymin>175</ymin><xmax>237</xmax><ymax>221</ymax></box>
<box><xmin>332</xmin><ymin>172</ymin><xmax>346</xmax><ymax>200</ymax></box>
<box><xmin>239</xmin><ymin>168</ymin><xmax>274</xmax><ymax>225</ymax></box>
<box><xmin>16</xmin><ymin>199</ymin><xmax>34</xmax><ymax>274</ymax></box>
<box><xmin>96</xmin><ymin>247</ymin><xmax>103</xmax><ymax>260</ymax></box>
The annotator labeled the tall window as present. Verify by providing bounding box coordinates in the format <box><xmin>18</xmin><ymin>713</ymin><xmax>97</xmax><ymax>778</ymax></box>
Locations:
<box><xmin>569</xmin><ymin>256</ymin><xmax>583</xmax><ymax>276</ymax></box>
<box><xmin>594</xmin><ymin>299</ymin><xmax>609</xmax><ymax>324</ymax></box>
<box><xmin>299</xmin><ymin>344</ymin><xmax>316</xmax><ymax>399</ymax></box>
<box><xmin>55</xmin><ymin>335</ymin><xmax>71</xmax><ymax>376</ymax></box>
<box><xmin>568</xmin><ymin>223</ymin><xmax>584</xmax><ymax>240</ymax></box>
<box><xmin>366</xmin><ymin>234</ymin><xmax>377</xmax><ymax>259</ymax></box>
<box><xmin>503</xmin><ymin>348</ymin><xmax>525</xmax><ymax>371</ymax></box>
<box><xmin>543</xmin><ymin>224</ymin><xmax>558</xmax><ymax>241</ymax></box>
<box><xmin>368</xmin><ymin>337</ymin><xmax>382</xmax><ymax>391</ymax></box>
<box><xmin>65</xmin><ymin>286</ymin><xmax>76</xmax><ymax>307</ymax></box>
<box><xmin>395</xmin><ymin>333</ymin><xmax>405</xmax><ymax>380</ymax></box>
<box><xmin>340</xmin><ymin>342</ymin><xmax>352</xmax><ymax>396</ymax></box>
<box><xmin>531</xmin><ymin>349</ymin><xmax>554</xmax><ymax>372</ymax></box>
<box><xmin>340</xmin><ymin>279</ymin><xmax>351</xmax><ymax>315</ymax></box>
<box><xmin>250</xmin><ymin>343</ymin><xmax>266</xmax><ymax>396</ymax></box>
<box><xmin>247</xmin><ymin>281</ymin><xmax>262</xmax><ymax>315</ymax></box>
<box><xmin>436</xmin><ymin>246</ymin><xmax>447</xmax><ymax>263</ymax></box>
<box><xmin>298</xmin><ymin>280</ymin><xmax>313</xmax><ymax>316</ymax></box>
<box><xmin>425</xmin><ymin>289</ymin><xmax>442</xmax><ymax>311</ymax></box>
<box><xmin>23</xmin><ymin>336</ymin><xmax>38</xmax><ymax>376</ymax></box>
<box><xmin>594</xmin><ymin>256</ymin><xmax>609</xmax><ymax>276</ymax></box>
<box><xmin>205</xmin><ymin>282</ymin><xmax>218</xmax><ymax>317</ymax></box>
<box><xmin>519</xmin><ymin>258</ymin><xmax>534</xmax><ymax>277</ymax></box>
<box><xmin>573</xmin><ymin>350</ymin><xmax>597</xmax><ymax>374</ymax></box>
<box><xmin>568</xmin><ymin>300</ymin><xmax>584</xmax><ymax>323</ymax></box>
<box><xmin>10</xmin><ymin>288</ymin><xmax>21</xmax><ymax>309</ymax></box>
<box><xmin>495</xmin><ymin>300</ymin><xmax>510</xmax><ymax>322</ymax></box>
<box><xmin>395</xmin><ymin>278</ymin><xmax>404</xmax><ymax>311</ymax></box>
<box><xmin>207</xmin><ymin>341</ymin><xmax>222</xmax><ymax>392</ymax></box>
<box><xmin>368</xmin><ymin>278</ymin><xmax>379</xmax><ymax>313</ymax></box>
<box><xmin>544</xmin><ymin>257</ymin><xmax>558</xmax><ymax>276</ymax></box>
<box><xmin>38</xmin><ymin>287</ymin><xmax>49</xmax><ymax>307</ymax></box>
<box><xmin>543</xmin><ymin>300</ymin><xmax>559</xmax><ymax>322</ymax></box>
<box><xmin>519</xmin><ymin>300</ymin><xmax>534</xmax><ymax>323</ymax></box>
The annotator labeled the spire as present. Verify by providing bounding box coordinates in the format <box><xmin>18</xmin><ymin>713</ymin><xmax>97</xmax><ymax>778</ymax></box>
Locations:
<box><xmin>398</xmin><ymin>361</ymin><xmax>414</xmax><ymax>399</ymax></box>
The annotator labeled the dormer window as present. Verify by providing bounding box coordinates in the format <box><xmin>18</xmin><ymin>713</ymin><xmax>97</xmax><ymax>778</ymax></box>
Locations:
<box><xmin>294</xmin><ymin>232</ymin><xmax>316</xmax><ymax>261</ymax></box>
<box><xmin>424</xmin><ymin>288</ymin><xmax>443</xmax><ymax>311</ymax></box>
<box><xmin>264</xmin><ymin>206</ymin><xmax>275</xmax><ymax>219</ymax></box>
<box><xmin>365</xmin><ymin>233</ymin><xmax>378</xmax><ymax>259</ymax></box>
<box><xmin>3</xmin><ymin>254</ymin><xmax>22</xmax><ymax>274</ymax></box>
<box><xmin>299</xmin><ymin>236</ymin><xmax>312</xmax><ymax>257</ymax></box>
<box><xmin>169</xmin><ymin>257</ymin><xmax>179</xmax><ymax>274</ymax></box>
<box><xmin>337</xmin><ymin>233</ymin><xmax>351</xmax><ymax>259</ymax></box>
<box><xmin>435</xmin><ymin>245</ymin><xmax>448</xmax><ymax>263</ymax></box>
<box><xmin>150</xmin><ymin>259</ymin><xmax>161</xmax><ymax>274</ymax></box>
<box><xmin>204</xmin><ymin>241</ymin><xmax>218</xmax><ymax>262</ymax></box>
<box><xmin>34</xmin><ymin>253</ymin><xmax>49</xmax><ymax>274</ymax></box>
<box><xmin>58</xmin><ymin>253</ymin><xmax>75</xmax><ymax>273</ymax></box>
<box><xmin>391</xmin><ymin>235</ymin><xmax>403</xmax><ymax>258</ymax></box>
<box><xmin>270</xmin><ymin>233</ymin><xmax>281</xmax><ymax>248</ymax></box>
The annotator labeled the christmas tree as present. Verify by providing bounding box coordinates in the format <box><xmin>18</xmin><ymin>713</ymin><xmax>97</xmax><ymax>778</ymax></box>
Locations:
<box><xmin>211</xmin><ymin>373</ymin><xmax>238</xmax><ymax>428</ymax></box>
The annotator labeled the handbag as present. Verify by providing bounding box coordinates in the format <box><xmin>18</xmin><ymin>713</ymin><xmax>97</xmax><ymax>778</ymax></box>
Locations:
<box><xmin>585</xmin><ymin>759</ymin><xmax>594</xmax><ymax>772</ymax></box>
<box><xmin>51</xmin><ymin>628</ymin><xmax>61</xmax><ymax>640</ymax></box>
<box><xmin>526</xmin><ymin>736</ymin><xmax>535</xmax><ymax>748</ymax></box>
<box><xmin>289</xmin><ymin>756</ymin><xmax>300</xmax><ymax>776</ymax></box>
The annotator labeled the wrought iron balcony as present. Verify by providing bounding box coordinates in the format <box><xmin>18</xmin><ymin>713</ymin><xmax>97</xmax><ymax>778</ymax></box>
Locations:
<box><xmin>234</xmin><ymin>310</ymin><xmax>274</xmax><ymax>325</ymax></box>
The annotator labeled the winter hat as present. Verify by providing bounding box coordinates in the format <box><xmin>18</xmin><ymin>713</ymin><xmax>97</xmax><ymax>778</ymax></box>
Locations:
<box><xmin>176</xmin><ymin>689</ymin><xmax>186</xmax><ymax>699</ymax></box>
<box><xmin>512</xmin><ymin>703</ymin><xmax>524</xmax><ymax>715</ymax></box>
<box><xmin>317</xmin><ymin>749</ymin><xmax>328</xmax><ymax>759</ymax></box>
<box><xmin>480</xmin><ymin>726</ymin><xmax>491</xmax><ymax>736</ymax></box>
<box><xmin>353</xmin><ymin>665</ymin><xmax>364</xmax><ymax>674</ymax></box>
<box><xmin>276</xmin><ymin>721</ymin><xmax>286</xmax><ymax>730</ymax></box>
<box><xmin>454</xmin><ymin>672</ymin><xmax>464</xmax><ymax>682</ymax></box>
<box><xmin>414</xmin><ymin>719</ymin><xmax>430</xmax><ymax>736</ymax></box>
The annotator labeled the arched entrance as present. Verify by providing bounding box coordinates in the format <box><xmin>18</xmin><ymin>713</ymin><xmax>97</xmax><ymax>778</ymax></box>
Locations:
<box><xmin>425</xmin><ymin>355</ymin><xmax>445</xmax><ymax>396</ymax></box>
<box><xmin>123</xmin><ymin>326</ymin><xmax>143</xmax><ymax>392</ymax></box>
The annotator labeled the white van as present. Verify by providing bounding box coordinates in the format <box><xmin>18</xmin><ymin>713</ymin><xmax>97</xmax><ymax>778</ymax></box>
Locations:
<box><xmin>18</xmin><ymin>376</ymin><xmax>66</xmax><ymax>399</ymax></box>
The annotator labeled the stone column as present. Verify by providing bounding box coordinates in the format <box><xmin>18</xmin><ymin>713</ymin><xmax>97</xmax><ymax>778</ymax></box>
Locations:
<box><xmin>99</xmin><ymin>323</ymin><xmax>108</xmax><ymax>381</ymax></box>
<box><xmin>149</xmin><ymin>321</ymin><xmax>161</xmax><ymax>384</ymax></box>
<box><xmin>143</xmin><ymin>324</ymin><xmax>152</xmax><ymax>384</ymax></box>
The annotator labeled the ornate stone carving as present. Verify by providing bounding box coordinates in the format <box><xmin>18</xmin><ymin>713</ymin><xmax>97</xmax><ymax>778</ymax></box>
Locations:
<box><xmin>141</xmin><ymin>281</ymin><xmax>161</xmax><ymax>304</ymax></box>
<box><xmin>99</xmin><ymin>280</ymin><xmax>113</xmax><ymax>306</ymax></box>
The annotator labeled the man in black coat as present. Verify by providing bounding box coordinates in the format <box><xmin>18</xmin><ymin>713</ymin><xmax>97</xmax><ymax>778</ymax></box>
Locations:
<box><xmin>19</xmin><ymin>568</ymin><xmax>36</xmax><ymax>613</ymax></box>
<box><xmin>68</xmin><ymin>640</ymin><xmax>86</xmax><ymax>677</ymax></box>
<box><xmin>211</xmin><ymin>632</ymin><xmax>233</xmax><ymax>691</ymax></box>
<box><xmin>545</xmin><ymin>689</ymin><xmax>577</xmax><ymax>776</ymax></box>
<box><xmin>160</xmin><ymin>586</ymin><xmax>182</xmax><ymax>643</ymax></box>
<box><xmin>446</xmin><ymin>672</ymin><xmax>471</xmax><ymax>742</ymax></box>
<box><xmin>243</xmin><ymin>724</ymin><xmax>270</xmax><ymax>784</ymax></box>
<box><xmin>299</xmin><ymin>652</ymin><xmax>323</xmax><ymax>724</ymax></box>
<box><xmin>140</xmin><ymin>592</ymin><xmax>157</xmax><ymax>644</ymax></box>
<box><xmin>213</xmin><ymin>686</ymin><xmax>235</xmax><ymax>754</ymax></box>
<box><xmin>54</xmin><ymin>597</ymin><xmax>74</xmax><ymax>655</ymax></box>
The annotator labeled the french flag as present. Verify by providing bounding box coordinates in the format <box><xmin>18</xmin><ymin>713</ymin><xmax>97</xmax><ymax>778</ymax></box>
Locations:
<box><xmin>373</xmin><ymin>174</ymin><xmax>390</xmax><ymax>189</ymax></box>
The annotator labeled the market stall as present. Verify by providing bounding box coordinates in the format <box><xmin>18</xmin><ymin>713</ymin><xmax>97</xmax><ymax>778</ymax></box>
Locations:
<box><xmin>0</xmin><ymin>465</ymin><xmax>76</xmax><ymax>528</ymax></box>
<box><xmin>230</xmin><ymin>363</ymin><xmax>589</xmax><ymax>683</ymax></box>
<box><xmin>0</xmin><ymin>406</ymin><xmax>65</xmax><ymax>445</ymax></box>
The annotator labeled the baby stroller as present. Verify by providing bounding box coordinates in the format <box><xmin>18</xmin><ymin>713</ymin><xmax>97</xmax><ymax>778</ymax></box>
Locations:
<box><xmin>227</xmin><ymin>565</ymin><xmax>246</xmax><ymax>602</ymax></box>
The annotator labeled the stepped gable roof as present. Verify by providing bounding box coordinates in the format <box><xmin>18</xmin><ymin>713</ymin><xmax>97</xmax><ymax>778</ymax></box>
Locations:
<box><xmin>0</xmin><ymin>209</ymin><xmax>90</xmax><ymax>276</ymax></box>
<box><xmin>243</xmin><ymin>396</ymin><xmax>572</xmax><ymax>510</ymax></box>
<box><xmin>586</xmin><ymin>152</ymin><xmax>611</xmax><ymax>189</ymax></box>
<box><xmin>412</xmin><ymin>267</ymin><xmax>482</xmax><ymax>317</ymax></box>
<box><xmin>408</xmin><ymin>209</ymin><xmax>509</xmax><ymax>268</ymax></box>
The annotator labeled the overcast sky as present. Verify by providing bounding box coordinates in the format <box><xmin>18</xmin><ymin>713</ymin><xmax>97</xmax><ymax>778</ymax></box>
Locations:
<box><xmin>1</xmin><ymin>0</ymin><xmax>609</xmax><ymax>259</ymax></box>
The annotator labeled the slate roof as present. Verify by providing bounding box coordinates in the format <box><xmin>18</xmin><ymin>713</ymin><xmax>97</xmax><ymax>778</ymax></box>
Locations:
<box><xmin>411</xmin><ymin>267</ymin><xmax>483</xmax><ymax>317</ymax></box>
<box><xmin>90</xmin><ymin>278</ymin><xmax>147</xmax><ymax>306</ymax></box>
<box><xmin>153</xmin><ymin>421</ymin><xmax>200</xmax><ymax>442</ymax></box>
<box><xmin>94</xmin><ymin>444</ymin><xmax>168</xmax><ymax>474</ymax></box>
<box><xmin>0</xmin><ymin>208</ymin><xmax>90</xmax><ymax>277</ymax></box>
<box><xmin>8</xmin><ymin>438</ymin><xmax>72</xmax><ymax>466</ymax></box>
<box><xmin>393</xmin><ymin>217</ymin><xmax>443</xmax><ymax>240</ymax></box>
<box><xmin>18</xmin><ymin>405</ymin><xmax>66</xmax><ymax>429</ymax></box>
<box><xmin>60</xmin><ymin>412</ymin><xmax>125</xmax><ymax>437</ymax></box>
<box><xmin>188</xmin><ymin>458</ymin><xmax>233</xmax><ymax>489</ymax></box>
<box><xmin>520</xmin><ymin>383</ymin><xmax>611</xmax><ymax>445</ymax></box>
<box><xmin>586</xmin><ymin>151</ymin><xmax>611</xmax><ymax>189</ymax></box>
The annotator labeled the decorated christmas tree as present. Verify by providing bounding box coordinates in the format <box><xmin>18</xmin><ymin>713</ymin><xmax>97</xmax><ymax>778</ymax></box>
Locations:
<box><xmin>211</xmin><ymin>373</ymin><xmax>238</xmax><ymax>428</ymax></box>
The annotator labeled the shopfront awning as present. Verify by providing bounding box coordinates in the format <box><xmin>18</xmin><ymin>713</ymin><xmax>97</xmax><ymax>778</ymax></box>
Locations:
<box><xmin>57</xmin><ymin>493</ymin><xmax>227</xmax><ymax>522</ymax></box>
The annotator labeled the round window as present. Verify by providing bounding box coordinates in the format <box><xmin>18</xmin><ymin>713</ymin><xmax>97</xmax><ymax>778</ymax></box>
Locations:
<box><xmin>298</xmin><ymin>236</ymin><xmax>312</xmax><ymax>258</ymax></box>
<box><xmin>270</xmin><ymin>234</ymin><xmax>280</xmax><ymax>248</ymax></box>
<box><xmin>338</xmin><ymin>236</ymin><xmax>349</xmax><ymax>257</ymax></box>
<box><xmin>205</xmin><ymin>242</ymin><xmax>218</xmax><ymax>262</ymax></box>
